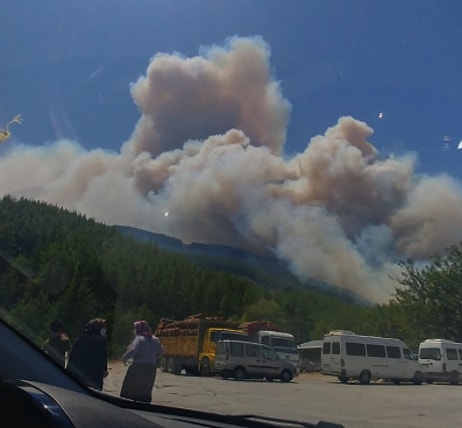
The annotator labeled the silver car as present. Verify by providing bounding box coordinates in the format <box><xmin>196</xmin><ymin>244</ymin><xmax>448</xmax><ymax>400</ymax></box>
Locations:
<box><xmin>215</xmin><ymin>340</ymin><xmax>298</xmax><ymax>382</ymax></box>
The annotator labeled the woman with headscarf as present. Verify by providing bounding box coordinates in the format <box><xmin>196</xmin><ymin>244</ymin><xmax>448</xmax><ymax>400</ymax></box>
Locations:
<box><xmin>67</xmin><ymin>318</ymin><xmax>108</xmax><ymax>390</ymax></box>
<box><xmin>120</xmin><ymin>320</ymin><xmax>164</xmax><ymax>402</ymax></box>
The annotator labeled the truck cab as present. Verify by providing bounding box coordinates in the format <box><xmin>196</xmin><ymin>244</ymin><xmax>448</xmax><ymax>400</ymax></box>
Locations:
<box><xmin>257</xmin><ymin>330</ymin><xmax>300</xmax><ymax>372</ymax></box>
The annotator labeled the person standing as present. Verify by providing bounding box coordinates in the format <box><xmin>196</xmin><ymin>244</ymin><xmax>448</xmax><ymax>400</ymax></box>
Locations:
<box><xmin>67</xmin><ymin>318</ymin><xmax>108</xmax><ymax>390</ymax></box>
<box><xmin>120</xmin><ymin>320</ymin><xmax>164</xmax><ymax>402</ymax></box>
<box><xmin>41</xmin><ymin>319</ymin><xmax>72</xmax><ymax>367</ymax></box>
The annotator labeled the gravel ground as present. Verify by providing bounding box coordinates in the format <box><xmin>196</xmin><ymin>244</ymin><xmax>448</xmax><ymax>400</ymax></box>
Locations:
<box><xmin>102</xmin><ymin>360</ymin><xmax>462</xmax><ymax>428</ymax></box>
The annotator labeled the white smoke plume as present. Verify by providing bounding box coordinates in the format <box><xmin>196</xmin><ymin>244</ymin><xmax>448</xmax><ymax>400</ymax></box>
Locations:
<box><xmin>2</xmin><ymin>36</ymin><xmax>462</xmax><ymax>303</ymax></box>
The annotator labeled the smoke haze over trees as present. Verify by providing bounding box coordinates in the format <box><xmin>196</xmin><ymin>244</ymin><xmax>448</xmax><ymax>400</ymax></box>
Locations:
<box><xmin>1</xmin><ymin>38</ymin><xmax>462</xmax><ymax>303</ymax></box>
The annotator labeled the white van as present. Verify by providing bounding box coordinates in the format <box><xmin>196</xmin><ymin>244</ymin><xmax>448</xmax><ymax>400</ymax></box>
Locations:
<box><xmin>215</xmin><ymin>340</ymin><xmax>298</xmax><ymax>382</ymax></box>
<box><xmin>418</xmin><ymin>339</ymin><xmax>462</xmax><ymax>384</ymax></box>
<box><xmin>321</xmin><ymin>330</ymin><xmax>423</xmax><ymax>385</ymax></box>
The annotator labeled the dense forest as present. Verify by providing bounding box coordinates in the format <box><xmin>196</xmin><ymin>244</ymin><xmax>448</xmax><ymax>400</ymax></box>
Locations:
<box><xmin>0</xmin><ymin>196</ymin><xmax>460</xmax><ymax>356</ymax></box>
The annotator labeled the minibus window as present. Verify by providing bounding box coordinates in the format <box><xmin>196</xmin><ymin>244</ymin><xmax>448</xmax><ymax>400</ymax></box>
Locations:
<box><xmin>447</xmin><ymin>348</ymin><xmax>458</xmax><ymax>360</ymax></box>
<box><xmin>367</xmin><ymin>344</ymin><xmax>386</xmax><ymax>358</ymax></box>
<box><xmin>332</xmin><ymin>342</ymin><xmax>340</xmax><ymax>354</ymax></box>
<box><xmin>386</xmin><ymin>346</ymin><xmax>401</xmax><ymax>359</ymax></box>
<box><xmin>419</xmin><ymin>348</ymin><xmax>441</xmax><ymax>360</ymax></box>
<box><xmin>323</xmin><ymin>342</ymin><xmax>331</xmax><ymax>355</ymax></box>
<box><xmin>345</xmin><ymin>342</ymin><xmax>366</xmax><ymax>356</ymax></box>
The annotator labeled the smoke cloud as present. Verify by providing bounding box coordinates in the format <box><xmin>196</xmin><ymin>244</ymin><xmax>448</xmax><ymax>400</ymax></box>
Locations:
<box><xmin>2</xmin><ymin>36</ymin><xmax>462</xmax><ymax>303</ymax></box>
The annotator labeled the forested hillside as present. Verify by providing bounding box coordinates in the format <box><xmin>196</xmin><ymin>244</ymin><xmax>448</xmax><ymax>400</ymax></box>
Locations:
<box><xmin>1</xmin><ymin>196</ymin><xmax>459</xmax><ymax>356</ymax></box>
<box><xmin>116</xmin><ymin>225</ymin><xmax>371</xmax><ymax>305</ymax></box>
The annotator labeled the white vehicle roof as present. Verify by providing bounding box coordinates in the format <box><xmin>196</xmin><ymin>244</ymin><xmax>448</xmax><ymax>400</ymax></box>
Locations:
<box><xmin>420</xmin><ymin>339</ymin><xmax>462</xmax><ymax>345</ymax></box>
<box><xmin>298</xmin><ymin>340</ymin><xmax>323</xmax><ymax>349</ymax></box>
<box><xmin>324</xmin><ymin>332</ymin><xmax>407</xmax><ymax>346</ymax></box>
<box><xmin>324</xmin><ymin>330</ymin><xmax>355</xmax><ymax>336</ymax></box>
<box><xmin>258</xmin><ymin>330</ymin><xmax>294</xmax><ymax>338</ymax></box>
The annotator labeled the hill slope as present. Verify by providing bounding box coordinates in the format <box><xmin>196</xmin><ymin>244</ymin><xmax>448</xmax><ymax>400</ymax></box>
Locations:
<box><xmin>115</xmin><ymin>225</ymin><xmax>371</xmax><ymax>305</ymax></box>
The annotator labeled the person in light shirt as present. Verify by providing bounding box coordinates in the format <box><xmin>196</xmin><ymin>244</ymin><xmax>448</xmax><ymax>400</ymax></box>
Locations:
<box><xmin>120</xmin><ymin>320</ymin><xmax>164</xmax><ymax>402</ymax></box>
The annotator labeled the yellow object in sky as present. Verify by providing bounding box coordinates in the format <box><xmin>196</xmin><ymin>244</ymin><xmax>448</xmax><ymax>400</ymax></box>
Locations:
<box><xmin>0</xmin><ymin>114</ymin><xmax>23</xmax><ymax>143</ymax></box>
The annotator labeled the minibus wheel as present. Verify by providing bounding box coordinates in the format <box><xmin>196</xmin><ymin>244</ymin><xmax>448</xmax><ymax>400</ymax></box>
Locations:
<box><xmin>449</xmin><ymin>371</ymin><xmax>459</xmax><ymax>385</ymax></box>
<box><xmin>412</xmin><ymin>371</ymin><xmax>423</xmax><ymax>385</ymax></box>
<box><xmin>359</xmin><ymin>370</ymin><xmax>371</xmax><ymax>385</ymax></box>
<box><xmin>338</xmin><ymin>376</ymin><xmax>348</xmax><ymax>384</ymax></box>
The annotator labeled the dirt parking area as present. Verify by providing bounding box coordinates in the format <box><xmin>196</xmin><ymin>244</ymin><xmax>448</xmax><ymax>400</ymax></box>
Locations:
<box><xmin>103</xmin><ymin>361</ymin><xmax>462</xmax><ymax>428</ymax></box>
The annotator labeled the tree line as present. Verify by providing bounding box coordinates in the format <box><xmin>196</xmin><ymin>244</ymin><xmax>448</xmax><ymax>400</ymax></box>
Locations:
<box><xmin>0</xmin><ymin>196</ymin><xmax>460</xmax><ymax>356</ymax></box>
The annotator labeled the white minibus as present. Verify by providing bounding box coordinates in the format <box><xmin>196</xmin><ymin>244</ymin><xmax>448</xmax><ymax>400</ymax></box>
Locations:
<box><xmin>321</xmin><ymin>330</ymin><xmax>423</xmax><ymax>385</ymax></box>
<box><xmin>418</xmin><ymin>339</ymin><xmax>462</xmax><ymax>384</ymax></box>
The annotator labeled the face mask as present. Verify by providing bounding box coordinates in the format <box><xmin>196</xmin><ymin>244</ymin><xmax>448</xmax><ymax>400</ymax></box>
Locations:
<box><xmin>100</xmin><ymin>328</ymin><xmax>107</xmax><ymax>336</ymax></box>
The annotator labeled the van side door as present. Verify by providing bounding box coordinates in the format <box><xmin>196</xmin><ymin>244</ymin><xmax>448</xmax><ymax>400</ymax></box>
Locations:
<box><xmin>322</xmin><ymin>339</ymin><xmax>341</xmax><ymax>375</ymax></box>
<box><xmin>366</xmin><ymin>344</ymin><xmax>387</xmax><ymax>379</ymax></box>
<box><xmin>386</xmin><ymin>345</ymin><xmax>404</xmax><ymax>379</ymax></box>
<box><xmin>445</xmin><ymin>347</ymin><xmax>461</xmax><ymax>379</ymax></box>
<box><xmin>244</xmin><ymin>343</ymin><xmax>263</xmax><ymax>378</ymax></box>
<box><xmin>260</xmin><ymin>345</ymin><xmax>281</xmax><ymax>379</ymax></box>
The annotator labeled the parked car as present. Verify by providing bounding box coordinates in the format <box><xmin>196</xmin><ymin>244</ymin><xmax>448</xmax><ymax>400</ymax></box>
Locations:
<box><xmin>215</xmin><ymin>339</ymin><xmax>298</xmax><ymax>382</ymax></box>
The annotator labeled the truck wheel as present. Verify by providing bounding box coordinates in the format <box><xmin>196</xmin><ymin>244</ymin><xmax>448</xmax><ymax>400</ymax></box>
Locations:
<box><xmin>160</xmin><ymin>356</ymin><xmax>168</xmax><ymax>373</ymax></box>
<box><xmin>184</xmin><ymin>367</ymin><xmax>194</xmax><ymax>376</ymax></box>
<box><xmin>167</xmin><ymin>357</ymin><xmax>181</xmax><ymax>375</ymax></box>
<box><xmin>359</xmin><ymin>370</ymin><xmax>371</xmax><ymax>385</ymax></box>
<box><xmin>200</xmin><ymin>357</ymin><xmax>212</xmax><ymax>377</ymax></box>
<box><xmin>280</xmin><ymin>369</ymin><xmax>292</xmax><ymax>383</ymax></box>
<box><xmin>233</xmin><ymin>366</ymin><xmax>246</xmax><ymax>381</ymax></box>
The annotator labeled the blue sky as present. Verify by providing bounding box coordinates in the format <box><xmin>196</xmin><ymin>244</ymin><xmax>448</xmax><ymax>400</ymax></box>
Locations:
<box><xmin>1</xmin><ymin>0</ymin><xmax>461</xmax><ymax>178</ymax></box>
